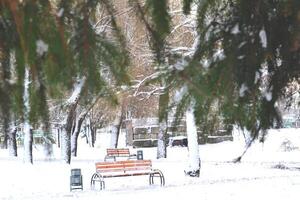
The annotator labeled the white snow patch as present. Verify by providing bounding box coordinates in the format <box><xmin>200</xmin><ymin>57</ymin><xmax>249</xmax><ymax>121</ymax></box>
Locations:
<box><xmin>259</xmin><ymin>28</ymin><xmax>267</xmax><ymax>48</ymax></box>
<box><xmin>213</xmin><ymin>49</ymin><xmax>226</xmax><ymax>61</ymax></box>
<box><xmin>238</xmin><ymin>41</ymin><xmax>247</xmax><ymax>48</ymax></box>
<box><xmin>264</xmin><ymin>92</ymin><xmax>272</xmax><ymax>101</ymax></box>
<box><xmin>174</xmin><ymin>58</ymin><xmax>187</xmax><ymax>71</ymax></box>
<box><xmin>231</xmin><ymin>24</ymin><xmax>240</xmax><ymax>35</ymax></box>
<box><xmin>57</xmin><ymin>8</ymin><xmax>64</xmax><ymax>17</ymax></box>
<box><xmin>201</xmin><ymin>59</ymin><xmax>211</xmax><ymax>69</ymax></box>
<box><xmin>120</xmin><ymin>85</ymin><xmax>128</xmax><ymax>91</ymax></box>
<box><xmin>238</xmin><ymin>55</ymin><xmax>245</xmax><ymax>60</ymax></box>
<box><xmin>173</xmin><ymin>85</ymin><xmax>188</xmax><ymax>103</ymax></box>
<box><xmin>264</xmin><ymin>91</ymin><xmax>273</xmax><ymax>101</ymax></box>
<box><xmin>239</xmin><ymin>83</ymin><xmax>248</xmax><ymax>97</ymax></box>
<box><xmin>276</xmin><ymin>58</ymin><xmax>282</xmax><ymax>66</ymax></box>
<box><xmin>36</xmin><ymin>39</ymin><xmax>48</xmax><ymax>56</ymax></box>
<box><xmin>67</xmin><ymin>77</ymin><xmax>86</xmax><ymax>104</ymax></box>
<box><xmin>254</xmin><ymin>71</ymin><xmax>260</xmax><ymax>84</ymax></box>
<box><xmin>263</xmin><ymin>86</ymin><xmax>273</xmax><ymax>101</ymax></box>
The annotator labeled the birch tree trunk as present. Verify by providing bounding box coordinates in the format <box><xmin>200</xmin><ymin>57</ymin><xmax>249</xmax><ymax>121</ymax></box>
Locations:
<box><xmin>185</xmin><ymin>101</ymin><xmax>201</xmax><ymax>177</ymax></box>
<box><xmin>23</xmin><ymin>68</ymin><xmax>33</xmax><ymax>164</ymax></box>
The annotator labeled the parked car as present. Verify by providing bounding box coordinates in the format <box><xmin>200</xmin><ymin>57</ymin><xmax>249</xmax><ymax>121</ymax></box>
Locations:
<box><xmin>168</xmin><ymin>136</ymin><xmax>188</xmax><ymax>147</ymax></box>
<box><xmin>132</xmin><ymin>139</ymin><xmax>158</xmax><ymax>148</ymax></box>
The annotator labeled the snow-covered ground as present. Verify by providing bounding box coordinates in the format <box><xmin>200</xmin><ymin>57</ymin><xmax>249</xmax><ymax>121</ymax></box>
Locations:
<box><xmin>1</xmin><ymin>128</ymin><xmax>300</xmax><ymax>200</ymax></box>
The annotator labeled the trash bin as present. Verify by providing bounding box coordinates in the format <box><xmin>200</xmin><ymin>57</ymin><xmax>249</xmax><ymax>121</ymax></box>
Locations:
<box><xmin>137</xmin><ymin>150</ymin><xmax>143</xmax><ymax>160</ymax></box>
<box><xmin>70</xmin><ymin>168</ymin><xmax>83</xmax><ymax>191</ymax></box>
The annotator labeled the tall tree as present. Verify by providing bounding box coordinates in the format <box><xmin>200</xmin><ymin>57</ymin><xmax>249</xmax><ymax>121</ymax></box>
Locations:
<box><xmin>131</xmin><ymin>0</ymin><xmax>171</xmax><ymax>159</ymax></box>
<box><xmin>0</xmin><ymin>0</ymin><xmax>130</xmax><ymax>163</ymax></box>
<box><xmin>131</xmin><ymin>0</ymin><xmax>203</xmax><ymax>174</ymax></box>
<box><xmin>0</xmin><ymin>0</ymin><xmax>18</xmax><ymax>156</ymax></box>
<box><xmin>185</xmin><ymin>100</ymin><xmax>200</xmax><ymax>177</ymax></box>
<box><xmin>174</xmin><ymin>0</ymin><xmax>300</xmax><ymax>160</ymax></box>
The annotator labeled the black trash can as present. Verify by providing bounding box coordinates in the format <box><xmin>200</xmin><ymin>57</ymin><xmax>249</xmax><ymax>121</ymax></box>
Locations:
<box><xmin>137</xmin><ymin>150</ymin><xmax>143</xmax><ymax>160</ymax></box>
<box><xmin>70</xmin><ymin>168</ymin><xmax>83</xmax><ymax>191</ymax></box>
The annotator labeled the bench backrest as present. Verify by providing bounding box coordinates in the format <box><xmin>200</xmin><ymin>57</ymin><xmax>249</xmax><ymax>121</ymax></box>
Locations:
<box><xmin>106</xmin><ymin>148</ymin><xmax>130</xmax><ymax>157</ymax></box>
<box><xmin>96</xmin><ymin>160</ymin><xmax>152</xmax><ymax>173</ymax></box>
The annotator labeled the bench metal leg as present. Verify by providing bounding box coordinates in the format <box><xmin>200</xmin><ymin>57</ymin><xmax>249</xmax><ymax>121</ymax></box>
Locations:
<box><xmin>91</xmin><ymin>173</ymin><xmax>105</xmax><ymax>190</ymax></box>
<box><xmin>149</xmin><ymin>174</ymin><xmax>153</xmax><ymax>185</ymax></box>
<box><xmin>104</xmin><ymin>156</ymin><xmax>116</xmax><ymax>162</ymax></box>
<box><xmin>100</xmin><ymin>180</ymin><xmax>105</xmax><ymax>190</ymax></box>
<box><xmin>149</xmin><ymin>170</ymin><xmax>165</xmax><ymax>186</ymax></box>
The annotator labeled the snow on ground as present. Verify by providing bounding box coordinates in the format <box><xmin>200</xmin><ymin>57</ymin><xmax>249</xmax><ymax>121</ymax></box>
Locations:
<box><xmin>1</xmin><ymin>128</ymin><xmax>300</xmax><ymax>200</ymax></box>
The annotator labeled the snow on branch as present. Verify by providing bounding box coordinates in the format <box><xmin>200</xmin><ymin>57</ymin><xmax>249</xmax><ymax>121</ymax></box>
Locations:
<box><xmin>133</xmin><ymin>86</ymin><xmax>166</xmax><ymax>100</ymax></box>
<box><xmin>170</xmin><ymin>18</ymin><xmax>194</xmax><ymax>35</ymax></box>
<box><xmin>131</xmin><ymin>72</ymin><xmax>160</xmax><ymax>96</ymax></box>
<box><xmin>130</xmin><ymin>71</ymin><xmax>171</xmax><ymax>100</ymax></box>
<box><xmin>66</xmin><ymin>77</ymin><xmax>86</xmax><ymax>105</ymax></box>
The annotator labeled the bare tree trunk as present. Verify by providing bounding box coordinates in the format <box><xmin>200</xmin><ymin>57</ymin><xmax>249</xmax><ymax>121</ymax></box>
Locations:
<box><xmin>1</xmin><ymin>136</ymin><xmax>8</xmax><ymax>149</ymax></box>
<box><xmin>0</xmin><ymin>44</ymin><xmax>14</xmax><ymax>153</ymax></box>
<box><xmin>1</xmin><ymin>119</ymin><xmax>9</xmax><ymax>150</ymax></box>
<box><xmin>110</xmin><ymin>108</ymin><xmax>124</xmax><ymax>148</ymax></box>
<box><xmin>185</xmin><ymin>101</ymin><xmax>201</xmax><ymax>177</ymax></box>
<box><xmin>7</xmin><ymin>124</ymin><xmax>17</xmax><ymax>157</ymax></box>
<box><xmin>157</xmin><ymin>118</ymin><xmax>167</xmax><ymax>159</ymax></box>
<box><xmin>23</xmin><ymin>67</ymin><xmax>33</xmax><ymax>164</ymax></box>
<box><xmin>0</xmin><ymin>43</ymin><xmax>9</xmax><ymax>149</ymax></box>
<box><xmin>90</xmin><ymin>123</ymin><xmax>96</xmax><ymax>147</ymax></box>
<box><xmin>61</xmin><ymin>104</ymin><xmax>77</xmax><ymax>164</ymax></box>
<box><xmin>42</xmin><ymin>122</ymin><xmax>53</xmax><ymax>160</ymax></box>
<box><xmin>125</xmin><ymin>120</ymin><xmax>133</xmax><ymax>146</ymax></box>
<box><xmin>61</xmin><ymin>77</ymin><xmax>86</xmax><ymax>164</ymax></box>
<box><xmin>57</xmin><ymin>128</ymin><xmax>61</xmax><ymax>148</ymax></box>
<box><xmin>85</xmin><ymin>116</ymin><xmax>93</xmax><ymax>147</ymax></box>
<box><xmin>60</xmin><ymin>128</ymin><xmax>71</xmax><ymax>164</ymax></box>
<box><xmin>157</xmin><ymin>86</ymin><xmax>169</xmax><ymax>159</ymax></box>
<box><xmin>71</xmin><ymin>113</ymin><xmax>86</xmax><ymax>157</ymax></box>
<box><xmin>23</xmin><ymin>124</ymin><xmax>33</xmax><ymax>163</ymax></box>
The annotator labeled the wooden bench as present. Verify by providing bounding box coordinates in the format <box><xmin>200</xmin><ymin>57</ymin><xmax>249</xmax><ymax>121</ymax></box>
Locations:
<box><xmin>104</xmin><ymin>148</ymin><xmax>137</xmax><ymax>161</ymax></box>
<box><xmin>90</xmin><ymin>160</ymin><xmax>165</xmax><ymax>190</ymax></box>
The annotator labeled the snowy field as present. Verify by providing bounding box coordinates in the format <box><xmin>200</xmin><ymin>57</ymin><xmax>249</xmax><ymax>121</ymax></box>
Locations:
<box><xmin>1</xmin><ymin>128</ymin><xmax>300</xmax><ymax>200</ymax></box>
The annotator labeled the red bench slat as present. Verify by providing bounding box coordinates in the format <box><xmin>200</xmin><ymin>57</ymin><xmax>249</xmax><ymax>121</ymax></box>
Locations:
<box><xmin>105</xmin><ymin>148</ymin><xmax>131</xmax><ymax>159</ymax></box>
<box><xmin>106</xmin><ymin>148</ymin><xmax>130</xmax><ymax>154</ymax></box>
<box><xmin>95</xmin><ymin>160</ymin><xmax>152</xmax><ymax>173</ymax></box>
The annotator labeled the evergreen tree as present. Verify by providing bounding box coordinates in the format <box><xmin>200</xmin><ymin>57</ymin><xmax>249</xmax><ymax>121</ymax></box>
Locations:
<box><xmin>177</xmin><ymin>0</ymin><xmax>300</xmax><ymax>159</ymax></box>
<box><xmin>0</xmin><ymin>0</ymin><xmax>129</xmax><ymax>163</ymax></box>
<box><xmin>133</xmin><ymin>0</ymin><xmax>300</xmax><ymax>166</ymax></box>
<box><xmin>131</xmin><ymin>0</ymin><xmax>171</xmax><ymax>159</ymax></box>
